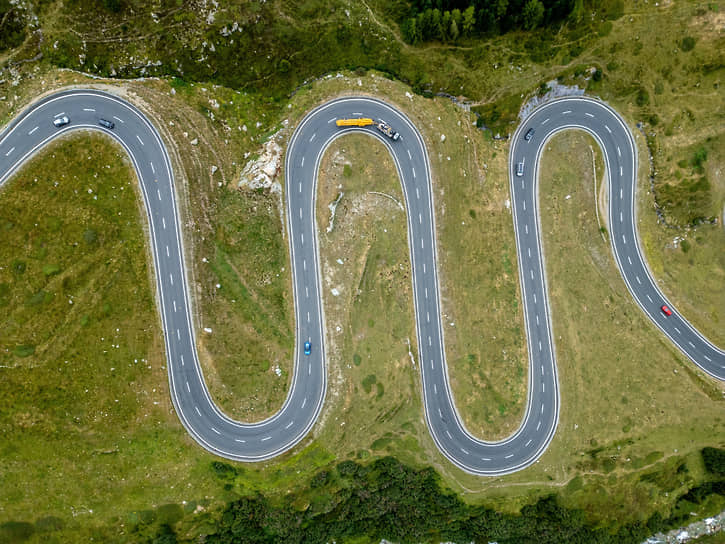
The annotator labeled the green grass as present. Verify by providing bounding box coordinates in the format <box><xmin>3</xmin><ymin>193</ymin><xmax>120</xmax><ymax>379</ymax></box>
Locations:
<box><xmin>692</xmin><ymin>532</ymin><xmax>725</xmax><ymax>544</ymax></box>
<box><xmin>195</xmin><ymin>187</ymin><xmax>294</xmax><ymax>422</ymax></box>
<box><xmin>529</xmin><ymin>130</ymin><xmax>725</xmax><ymax>524</ymax></box>
<box><xmin>0</xmin><ymin>134</ymin><xmax>228</xmax><ymax>534</ymax></box>
<box><xmin>637</xmin><ymin>131</ymin><xmax>725</xmax><ymax>347</ymax></box>
<box><xmin>0</xmin><ymin>0</ymin><xmax>724</xmax><ymax>537</ymax></box>
<box><xmin>0</xmin><ymin>133</ymin><xmax>337</xmax><ymax>542</ymax></box>
<box><xmin>294</xmin><ymin>79</ymin><xmax>725</xmax><ymax>526</ymax></box>
<box><xmin>311</xmin><ymin>133</ymin><xmax>435</xmax><ymax>468</ymax></box>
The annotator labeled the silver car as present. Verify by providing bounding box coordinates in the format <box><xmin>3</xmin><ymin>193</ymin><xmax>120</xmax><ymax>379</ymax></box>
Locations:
<box><xmin>53</xmin><ymin>116</ymin><xmax>70</xmax><ymax>127</ymax></box>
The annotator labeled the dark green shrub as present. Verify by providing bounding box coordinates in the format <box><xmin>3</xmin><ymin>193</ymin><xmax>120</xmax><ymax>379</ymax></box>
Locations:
<box><xmin>702</xmin><ymin>447</ymin><xmax>725</xmax><ymax>475</ymax></box>
<box><xmin>680</xmin><ymin>36</ymin><xmax>696</xmax><ymax>52</ymax></box>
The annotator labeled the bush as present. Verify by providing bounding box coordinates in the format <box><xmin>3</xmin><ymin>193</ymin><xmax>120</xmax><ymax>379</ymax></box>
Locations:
<box><xmin>208</xmin><ymin>457</ymin><xmax>660</xmax><ymax>544</ymax></box>
<box><xmin>14</xmin><ymin>344</ymin><xmax>35</xmax><ymax>357</ymax></box>
<box><xmin>42</xmin><ymin>264</ymin><xmax>61</xmax><ymax>276</ymax></box>
<box><xmin>83</xmin><ymin>228</ymin><xmax>98</xmax><ymax>245</ymax></box>
<box><xmin>362</xmin><ymin>374</ymin><xmax>377</xmax><ymax>394</ymax></box>
<box><xmin>636</xmin><ymin>87</ymin><xmax>650</xmax><ymax>107</ymax></box>
<box><xmin>702</xmin><ymin>447</ymin><xmax>725</xmax><ymax>475</ymax></box>
<box><xmin>680</xmin><ymin>36</ymin><xmax>696</xmax><ymax>52</ymax></box>
<box><xmin>0</xmin><ymin>1</ymin><xmax>27</xmax><ymax>52</ymax></box>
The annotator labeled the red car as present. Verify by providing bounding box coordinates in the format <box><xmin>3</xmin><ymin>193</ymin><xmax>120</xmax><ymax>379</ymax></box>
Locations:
<box><xmin>661</xmin><ymin>305</ymin><xmax>672</xmax><ymax>316</ymax></box>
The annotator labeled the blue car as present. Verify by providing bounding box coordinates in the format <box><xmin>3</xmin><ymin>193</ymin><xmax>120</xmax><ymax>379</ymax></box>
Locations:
<box><xmin>304</xmin><ymin>341</ymin><xmax>312</xmax><ymax>355</ymax></box>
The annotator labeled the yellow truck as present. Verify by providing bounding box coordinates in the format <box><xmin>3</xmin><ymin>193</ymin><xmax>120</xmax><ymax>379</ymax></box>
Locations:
<box><xmin>335</xmin><ymin>118</ymin><xmax>374</xmax><ymax>127</ymax></box>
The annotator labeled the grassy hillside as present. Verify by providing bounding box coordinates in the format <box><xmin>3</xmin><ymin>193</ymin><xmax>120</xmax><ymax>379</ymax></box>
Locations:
<box><xmin>0</xmin><ymin>0</ymin><xmax>723</xmax><ymax>541</ymax></box>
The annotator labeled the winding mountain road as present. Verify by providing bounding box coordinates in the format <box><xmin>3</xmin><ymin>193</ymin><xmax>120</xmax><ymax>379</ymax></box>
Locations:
<box><xmin>0</xmin><ymin>90</ymin><xmax>722</xmax><ymax>476</ymax></box>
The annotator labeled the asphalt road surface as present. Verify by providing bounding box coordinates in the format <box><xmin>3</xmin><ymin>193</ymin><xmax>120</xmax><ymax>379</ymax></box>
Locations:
<box><xmin>1</xmin><ymin>91</ymin><xmax>722</xmax><ymax>476</ymax></box>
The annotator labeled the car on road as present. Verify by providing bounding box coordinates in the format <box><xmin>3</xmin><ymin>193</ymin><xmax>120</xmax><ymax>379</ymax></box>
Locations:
<box><xmin>524</xmin><ymin>128</ymin><xmax>535</xmax><ymax>141</ymax></box>
<box><xmin>53</xmin><ymin>116</ymin><xmax>70</xmax><ymax>127</ymax></box>
<box><xmin>661</xmin><ymin>305</ymin><xmax>672</xmax><ymax>316</ymax></box>
<box><xmin>98</xmin><ymin>118</ymin><xmax>115</xmax><ymax>129</ymax></box>
<box><xmin>304</xmin><ymin>341</ymin><xmax>312</xmax><ymax>355</ymax></box>
<box><xmin>516</xmin><ymin>162</ymin><xmax>524</xmax><ymax>177</ymax></box>
<box><xmin>376</xmin><ymin>120</ymin><xmax>400</xmax><ymax>141</ymax></box>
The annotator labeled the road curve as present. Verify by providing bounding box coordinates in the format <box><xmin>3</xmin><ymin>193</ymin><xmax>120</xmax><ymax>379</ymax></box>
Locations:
<box><xmin>510</xmin><ymin>97</ymin><xmax>725</xmax><ymax>385</ymax></box>
<box><xmin>1</xmin><ymin>91</ymin><xmax>722</xmax><ymax>476</ymax></box>
<box><xmin>0</xmin><ymin>89</ymin><xmax>324</xmax><ymax>461</ymax></box>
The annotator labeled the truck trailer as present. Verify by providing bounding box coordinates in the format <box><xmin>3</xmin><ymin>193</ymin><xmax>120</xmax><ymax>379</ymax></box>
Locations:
<box><xmin>335</xmin><ymin>118</ymin><xmax>374</xmax><ymax>127</ymax></box>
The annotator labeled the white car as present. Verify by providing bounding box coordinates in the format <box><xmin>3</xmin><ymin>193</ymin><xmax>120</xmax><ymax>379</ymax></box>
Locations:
<box><xmin>53</xmin><ymin>116</ymin><xmax>70</xmax><ymax>127</ymax></box>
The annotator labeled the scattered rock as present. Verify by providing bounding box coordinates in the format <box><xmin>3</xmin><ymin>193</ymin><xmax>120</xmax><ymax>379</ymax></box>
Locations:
<box><xmin>238</xmin><ymin>137</ymin><xmax>283</xmax><ymax>195</ymax></box>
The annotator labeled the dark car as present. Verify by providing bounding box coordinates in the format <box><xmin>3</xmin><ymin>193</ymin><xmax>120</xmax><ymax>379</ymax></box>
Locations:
<box><xmin>524</xmin><ymin>128</ymin><xmax>535</xmax><ymax>141</ymax></box>
<box><xmin>661</xmin><ymin>305</ymin><xmax>672</xmax><ymax>316</ymax></box>
<box><xmin>304</xmin><ymin>341</ymin><xmax>312</xmax><ymax>355</ymax></box>
<box><xmin>98</xmin><ymin>119</ymin><xmax>115</xmax><ymax>129</ymax></box>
